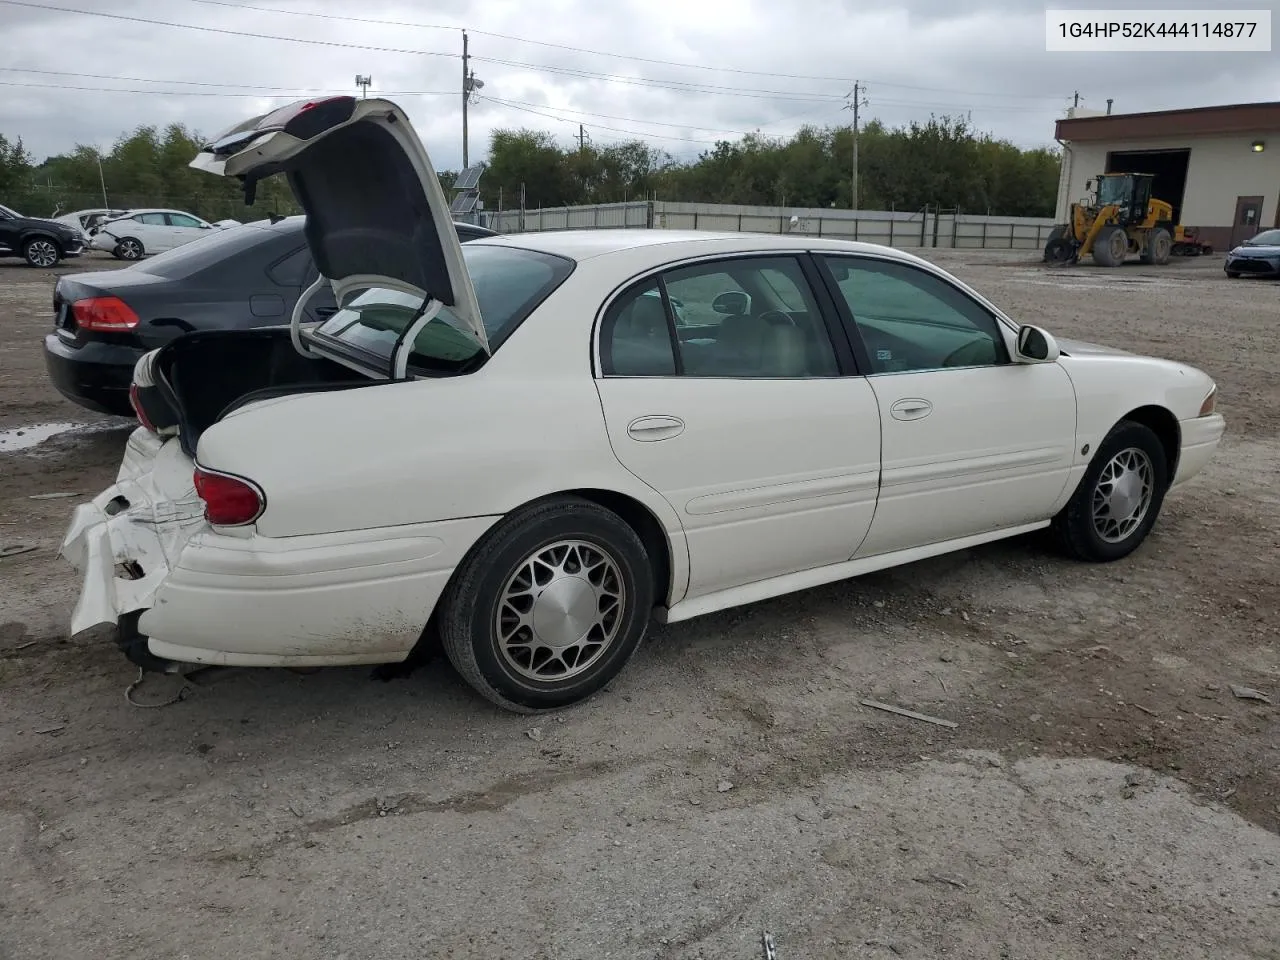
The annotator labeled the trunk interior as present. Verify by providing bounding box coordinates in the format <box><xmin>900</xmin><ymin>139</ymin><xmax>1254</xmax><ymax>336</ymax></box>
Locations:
<box><xmin>145</xmin><ymin>329</ymin><xmax>377</xmax><ymax>456</ymax></box>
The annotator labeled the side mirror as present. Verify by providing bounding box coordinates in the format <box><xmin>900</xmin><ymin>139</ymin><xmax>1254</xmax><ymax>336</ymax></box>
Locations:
<box><xmin>1014</xmin><ymin>324</ymin><xmax>1060</xmax><ymax>363</ymax></box>
<box><xmin>712</xmin><ymin>290</ymin><xmax>751</xmax><ymax>316</ymax></box>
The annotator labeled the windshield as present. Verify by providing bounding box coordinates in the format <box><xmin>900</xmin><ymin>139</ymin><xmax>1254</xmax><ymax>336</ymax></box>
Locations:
<box><xmin>1097</xmin><ymin>177</ymin><xmax>1131</xmax><ymax>206</ymax></box>
<box><xmin>311</xmin><ymin>243</ymin><xmax>574</xmax><ymax>375</ymax></box>
<box><xmin>1245</xmin><ymin>229</ymin><xmax>1280</xmax><ymax>246</ymax></box>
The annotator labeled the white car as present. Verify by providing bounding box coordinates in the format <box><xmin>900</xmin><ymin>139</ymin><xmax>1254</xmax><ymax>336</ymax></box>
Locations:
<box><xmin>90</xmin><ymin>208</ymin><xmax>237</xmax><ymax>260</ymax></box>
<box><xmin>52</xmin><ymin>207</ymin><xmax>130</xmax><ymax>241</ymax></box>
<box><xmin>59</xmin><ymin>97</ymin><xmax>1226</xmax><ymax>713</ymax></box>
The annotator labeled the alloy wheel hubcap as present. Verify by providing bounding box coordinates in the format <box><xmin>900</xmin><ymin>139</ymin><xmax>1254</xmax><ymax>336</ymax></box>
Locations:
<box><xmin>496</xmin><ymin>539</ymin><xmax>625</xmax><ymax>682</ymax></box>
<box><xmin>1091</xmin><ymin>447</ymin><xmax>1154</xmax><ymax>543</ymax></box>
<box><xmin>28</xmin><ymin>241</ymin><xmax>56</xmax><ymax>267</ymax></box>
<box><xmin>122</xmin><ymin>241</ymin><xmax>140</xmax><ymax>258</ymax></box>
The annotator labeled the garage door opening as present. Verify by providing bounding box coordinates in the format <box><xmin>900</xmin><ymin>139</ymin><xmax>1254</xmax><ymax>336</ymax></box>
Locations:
<box><xmin>1105</xmin><ymin>149</ymin><xmax>1191</xmax><ymax>225</ymax></box>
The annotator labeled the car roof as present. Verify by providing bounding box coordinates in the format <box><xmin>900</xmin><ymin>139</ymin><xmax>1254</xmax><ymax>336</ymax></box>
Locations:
<box><xmin>473</xmin><ymin>228</ymin><xmax>935</xmax><ymax>267</ymax></box>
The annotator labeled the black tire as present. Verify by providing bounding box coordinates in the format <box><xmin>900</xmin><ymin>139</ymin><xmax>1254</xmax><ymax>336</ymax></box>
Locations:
<box><xmin>1142</xmin><ymin>227</ymin><xmax>1172</xmax><ymax>265</ymax></box>
<box><xmin>1092</xmin><ymin>224</ymin><xmax>1128</xmax><ymax>267</ymax></box>
<box><xmin>114</xmin><ymin>237</ymin><xmax>144</xmax><ymax>261</ymax></box>
<box><xmin>1226</xmin><ymin>270</ymin><xmax>1240</xmax><ymax>279</ymax></box>
<box><xmin>22</xmin><ymin>236</ymin><xmax>61</xmax><ymax>268</ymax></box>
<box><xmin>1052</xmin><ymin>420</ymin><xmax>1169</xmax><ymax>563</ymax></box>
<box><xmin>438</xmin><ymin>496</ymin><xmax>655</xmax><ymax>712</ymax></box>
<box><xmin>1043</xmin><ymin>236</ymin><xmax>1074</xmax><ymax>263</ymax></box>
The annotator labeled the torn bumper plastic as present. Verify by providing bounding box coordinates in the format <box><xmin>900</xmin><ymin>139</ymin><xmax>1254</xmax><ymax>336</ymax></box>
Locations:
<box><xmin>59</xmin><ymin>427</ymin><xmax>205</xmax><ymax>638</ymax></box>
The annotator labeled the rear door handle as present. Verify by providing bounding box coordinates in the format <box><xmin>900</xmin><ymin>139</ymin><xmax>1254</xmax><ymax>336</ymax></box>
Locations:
<box><xmin>890</xmin><ymin>398</ymin><xmax>933</xmax><ymax>421</ymax></box>
<box><xmin>627</xmin><ymin>415</ymin><xmax>685</xmax><ymax>442</ymax></box>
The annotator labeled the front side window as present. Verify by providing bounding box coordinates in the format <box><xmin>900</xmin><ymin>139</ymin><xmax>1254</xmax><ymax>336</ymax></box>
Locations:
<box><xmin>601</xmin><ymin>256</ymin><xmax>839</xmax><ymax>379</ymax></box>
<box><xmin>311</xmin><ymin>244</ymin><xmax>574</xmax><ymax>375</ymax></box>
<box><xmin>821</xmin><ymin>256</ymin><xmax>1008</xmax><ymax>374</ymax></box>
<box><xmin>135</xmin><ymin>212</ymin><xmax>167</xmax><ymax>225</ymax></box>
<box><xmin>166</xmin><ymin>213</ymin><xmax>204</xmax><ymax>228</ymax></box>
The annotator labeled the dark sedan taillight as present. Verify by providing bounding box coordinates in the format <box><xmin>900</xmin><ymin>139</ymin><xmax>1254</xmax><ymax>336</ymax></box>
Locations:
<box><xmin>71</xmin><ymin>296</ymin><xmax>140</xmax><ymax>332</ymax></box>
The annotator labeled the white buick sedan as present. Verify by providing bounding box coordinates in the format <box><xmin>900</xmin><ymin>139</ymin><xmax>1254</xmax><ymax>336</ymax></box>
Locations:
<box><xmin>60</xmin><ymin>97</ymin><xmax>1226</xmax><ymax>713</ymax></box>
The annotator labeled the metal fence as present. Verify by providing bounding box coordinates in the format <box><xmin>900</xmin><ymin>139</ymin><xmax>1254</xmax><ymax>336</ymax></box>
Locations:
<box><xmin>483</xmin><ymin>201</ymin><xmax>1057</xmax><ymax>251</ymax></box>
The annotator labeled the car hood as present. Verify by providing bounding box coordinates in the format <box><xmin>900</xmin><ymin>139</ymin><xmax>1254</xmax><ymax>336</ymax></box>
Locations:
<box><xmin>188</xmin><ymin>96</ymin><xmax>485</xmax><ymax>352</ymax></box>
<box><xmin>20</xmin><ymin>215</ymin><xmax>78</xmax><ymax>233</ymax></box>
<box><xmin>1054</xmin><ymin>337</ymin><xmax>1136</xmax><ymax>358</ymax></box>
<box><xmin>1230</xmin><ymin>244</ymin><xmax>1280</xmax><ymax>256</ymax></box>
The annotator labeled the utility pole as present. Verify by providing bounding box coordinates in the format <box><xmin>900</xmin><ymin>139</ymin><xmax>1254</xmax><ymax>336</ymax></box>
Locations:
<box><xmin>460</xmin><ymin>31</ymin><xmax>484</xmax><ymax>169</ymax></box>
<box><xmin>578</xmin><ymin>123</ymin><xmax>586</xmax><ymax>152</ymax></box>
<box><xmin>355</xmin><ymin>75</ymin><xmax>372</xmax><ymax>99</ymax></box>
<box><xmin>461</xmin><ymin>30</ymin><xmax>470</xmax><ymax>168</ymax></box>
<box><xmin>1073</xmin><ymin>90</ymin><xmax>1080</xmax><ymax>108</ymax></box>
<box><xmin>96</xmin><ymin>150</ymin><xmax>108</xmax><ymax>209</ymax></box>
<box><xmin>843</xmin><ymin>81</ymin><xmax>869</xmax><ymax>211</ymax></box>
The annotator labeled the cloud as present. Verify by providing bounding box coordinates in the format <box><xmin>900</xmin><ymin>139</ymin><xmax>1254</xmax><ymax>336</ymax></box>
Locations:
<box><xmin>1</xmin><ymin>0</ymin><xmax>1276</xmax><ymax>171</ymax></box>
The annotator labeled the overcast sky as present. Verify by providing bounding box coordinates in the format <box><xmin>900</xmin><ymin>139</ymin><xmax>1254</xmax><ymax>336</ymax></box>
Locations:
<box><xmin>2</xmin><ymin>0</ymin><xmax>1277</xmax><ymax>170</ymax></box>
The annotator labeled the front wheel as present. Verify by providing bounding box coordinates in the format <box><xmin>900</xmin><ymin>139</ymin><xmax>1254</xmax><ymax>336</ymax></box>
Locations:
<box><xmin>438</xmin><ymin>497</ymin><xmax>655</xmax><ymax>712</ymax></box>
<box><xmin>113</xmin><ymin>237</ymin><xmax>144</xmax><ymax>260</ymax></box>
<box><xmin>23</xmin><ymin>237</ymin><xmax>60</xmax><ymax>268</ymax></box>
<box><xmin>1053</xmin><ymin>421</ymin><xmax>1169</xmax><ymax>562</ymax></box>
<box><xmin>1225</xmin><ymin>270</ymin><xmax>1240</xmax><ymax>279</ymax></box>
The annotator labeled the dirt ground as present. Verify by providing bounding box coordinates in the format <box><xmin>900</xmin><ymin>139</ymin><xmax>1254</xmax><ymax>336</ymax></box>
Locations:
<box><xmin>1</xmin><ymin>248</ymin><xmax>1277</xmax><ymax>960</ymax></box>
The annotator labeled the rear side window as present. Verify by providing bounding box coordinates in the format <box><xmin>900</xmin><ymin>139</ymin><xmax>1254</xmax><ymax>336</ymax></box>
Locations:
<box><xmin>312</xmin><ymin>244</ymin><xmax>574</xmax><ymax>374</ymax></box>
<box><xmin>136</xmin><ymin>213</ymin><xmax>167</xmax><ymax>225</ymax></box>
<box><xmin>267</xmin><ymin>245</ymin><xmax>312</xmax><ymax>286</ymax></box>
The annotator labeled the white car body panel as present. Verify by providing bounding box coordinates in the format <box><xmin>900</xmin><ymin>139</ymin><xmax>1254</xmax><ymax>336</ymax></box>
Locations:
<box><xmin>90</xmin><ymin>208</ymin><xmax>223</xmax><ymax>255</ymax></box>
<box><xmin>54</xmin><ymin>98</ymin><xmax>1226</xmax><ymax>673</ymax></box>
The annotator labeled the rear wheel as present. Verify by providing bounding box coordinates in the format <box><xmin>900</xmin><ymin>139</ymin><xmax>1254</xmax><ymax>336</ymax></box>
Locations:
<box><xmin>23</xmin><ymin>237</ymin><xmax>60</xmax><ymax>268</ymax></box>
<box><xmin>438</xmin><ymin>497</ymin><xmax>655</xmax><ymax>712</ymax></box>
<box><xmin>1142</xmin><ymin>227</ymin><xmax>1172</xmax><ymax>265</ymax></box>
<box><xmin>1092</xmin><ymin>225</ymin><xmax>1128</xmax><ymax>267</ymax></box>
<box><xmin>1053</xmin><ymin>420</ymin><xmax>1169</xmax><ymax>562</ymax></box>
<box><xmin>114</xmin><ymin>237</ymin><xmax>144</xmax><ymax>260</ymax></box>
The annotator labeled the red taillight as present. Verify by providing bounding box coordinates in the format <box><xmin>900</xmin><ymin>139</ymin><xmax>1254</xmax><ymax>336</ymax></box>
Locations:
<box><xmin>193</xmin><ymin>466</ymin><xmax>265</xmax><ymax>526</ymax></box>
<box><xmin>128</xmin><ymin>383</ymin><xmax>157</xmax><ymax>433</ymax></box>
<box><xmin>72</xmin><ymin>296</ymin><xmax>139</xmax><ymax>332</ymax></box>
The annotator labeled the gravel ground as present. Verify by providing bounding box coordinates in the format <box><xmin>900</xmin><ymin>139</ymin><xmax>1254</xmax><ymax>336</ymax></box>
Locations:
<box><xmin>1</xmin><ymin>248</ymin><xmax>1277</xmax><ymax>960</ymax></box>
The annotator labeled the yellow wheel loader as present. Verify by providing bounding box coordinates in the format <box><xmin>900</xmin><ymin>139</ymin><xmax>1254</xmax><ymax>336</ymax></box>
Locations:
<box><xmin>1043</xmin><ymin>172</ymin><xmax>1188</xmax><ymax>267</ymax></box>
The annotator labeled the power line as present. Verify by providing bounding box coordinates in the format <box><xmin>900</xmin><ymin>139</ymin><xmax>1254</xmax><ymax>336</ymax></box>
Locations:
<box><xmin>6</xmin><ymin>0</ymin><xmax>1066</xmax><ymax>105</ymax></box>
<box><xmin>0</xmin><ymin>0</ymin><xmax>458</xmax><ymax>58</ymax></box>
<box><xmin>480</xmin><ymin>98</ymin><xmax>724</xmax><ymax>146</ymax></box>
<box><xmin>171</xmin><ymin>0</ymin><xmax>1066</xmax><ymax>100</ymax></box>
<box><xmin>480</xmin><ymin>97</ymin><xmax>778</xmax><ymax>138</ymax></box>
<box><xmin>0</xmin><ymin>78</ymin><xmax>453</xmax><ymax>97</ymax></box>
<box><xmin>0</xmin><ymin>66</ymin><xmax>453</xmax><ymax>94</ymax></box>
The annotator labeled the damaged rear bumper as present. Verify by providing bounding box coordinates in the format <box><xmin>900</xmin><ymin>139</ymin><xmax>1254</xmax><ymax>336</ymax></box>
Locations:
<box><xmin>59</xmin><ymin>427</ymin><xmax>205</xmax><ymax>638</ymax></box>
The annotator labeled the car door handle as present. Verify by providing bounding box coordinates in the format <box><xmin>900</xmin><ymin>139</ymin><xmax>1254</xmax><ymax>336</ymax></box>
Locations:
<box><xmin>627</xmin><ymin>415</ymin><xmax>686</xmax><ymax>441</ymax></box>
<box><xmin>890</xmin><ymin>398</ymin><xmax>933</xmax><ymax>421</ymax></box>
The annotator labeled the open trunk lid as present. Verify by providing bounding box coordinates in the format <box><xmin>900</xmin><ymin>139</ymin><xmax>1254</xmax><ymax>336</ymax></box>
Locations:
<box><xmin>189</xmin><ymin>96</ymin><xmax>487</xmax><ymax>354</ymax></box>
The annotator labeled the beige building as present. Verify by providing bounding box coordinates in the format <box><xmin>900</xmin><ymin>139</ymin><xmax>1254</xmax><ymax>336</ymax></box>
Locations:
<box><xmin>1054</xmin><ymin>101</ymin><xmax>1280</xmax><ymax>251</ymax></box>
